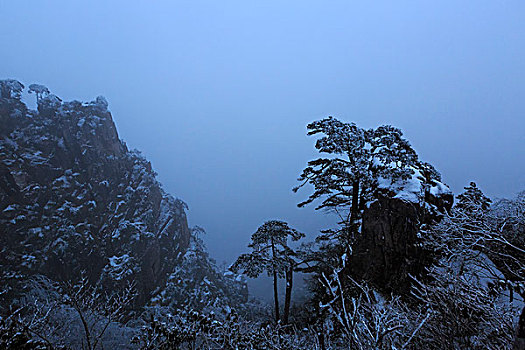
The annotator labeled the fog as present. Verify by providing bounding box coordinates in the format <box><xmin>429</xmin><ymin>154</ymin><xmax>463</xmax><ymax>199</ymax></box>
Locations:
<box><xmin>1</xmin><ymin>1</ymin><xmax>524</xmax><ymax>267</ymax></box>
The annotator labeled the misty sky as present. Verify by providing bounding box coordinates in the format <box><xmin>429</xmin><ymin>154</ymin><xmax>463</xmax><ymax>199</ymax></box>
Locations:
<box><xmin>1</xmin><ymin>1</ymin><xmax>524</xmax><ymax>265</ymax></box>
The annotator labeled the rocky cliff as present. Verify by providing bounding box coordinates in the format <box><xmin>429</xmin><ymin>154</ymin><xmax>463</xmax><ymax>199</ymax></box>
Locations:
<box><xmin>349</xmin><ymin>166</ymin><xmax>454</xmax><ymax>294</ymax></box>
<box><xmin>0</xmin><ymin>80</ymin><xmax>244</xmax><ymax>309</ymax></box>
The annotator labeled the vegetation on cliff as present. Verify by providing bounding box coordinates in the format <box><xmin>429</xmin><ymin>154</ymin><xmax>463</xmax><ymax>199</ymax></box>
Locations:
<box><xmin>0</xmin><ymin>80</ymin><xmax>522</xmax><ymax>349</ymax></box>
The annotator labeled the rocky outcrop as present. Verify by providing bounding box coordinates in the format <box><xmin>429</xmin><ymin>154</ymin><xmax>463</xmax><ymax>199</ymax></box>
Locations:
<box><xmin>350</xmin><ymin>197</ymin><xmax>432</xmax><ymax>294</ymax></box>
<box><xmin>349</xmin><ymin>169</ymin><xmax>453</xmax><ymax>294</ymax></box>
<box><xmin>0</xmin><ymin>81</ymin><xmax>192</xmax><ymax>307</ymax></box>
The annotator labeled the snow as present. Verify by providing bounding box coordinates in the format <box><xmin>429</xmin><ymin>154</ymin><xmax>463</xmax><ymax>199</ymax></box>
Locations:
<box><xmin>3</xmin><ymin>137</ymin><xmax>19</xmax><ymax>150</ymax></box>
<box><xmin>160</xmin><ymin>218</ymin><xmax>174</xmax><ymax>236</ymax></box>
<box><xmin>106</xmin><ymin>254</ymin><xmax>135</xmax><ymax>281</ymax></box>
<box><xmin>451</xmin><ymin>254</ymin><xmax>524</xmax><ymax>323</ymax></box>
<box><xmin>378</xmin><ymin>166</ymin><xmax>450</xmax><ymax>204</ymax></box>
<box><xmin>28</xmin><ymin>84</ymin><xmax>49</xmax><ymax>95</ymax></box>
<box><xmin>3</xmin><ymin>204</ymin><xmax>17</xmax><ymax>212</ymax></box>
<box><xmin>53</xmin><ymin>175</ymin><xmax>71</xmax><ymax>188</ymax></box>
<box><xmin>430</xmin><ymin>181</ymin><xmax>452</xmax><ymax>196</ymax></box>
<box><xmin>52</xmin><ymin>238</ymin><xmax>67</xmax><ymax>253</ymax></box>
<box><xmin>28</xmin><ymin>227</ymin><xmax>43</xmax><ymax>238</ymax></box>
<box><xmin>235</xmin><ymin>275</ymin><xmax>243</xmax><ymax>282</ymax></box>
<box><xmin>158</xmin><ymin>195</ymin><xmax>175</xmax><ymax>229</ymax></box>
<box><xmin>41</xmin><ymin>94</ymin><xmax>62</xmax><ymax>108</ymax></box>
<box><xmin>21</xmin><ymin>151</ymin><xmax>47</xmax><ymax>165</ymax></box>
<box><xmin>90</xmin><ymin>96</ymin><xmax>108</xmax><ymax>111</ymax></box>
<box><xmin>21</xmin><ymin>254</ymin><xmax>37</xmax><ymax>268</ymax></box>
<box><xmin>109</xmin><ymin>254</ymin><xmax>128</xmax><ymax>267</ymax></box>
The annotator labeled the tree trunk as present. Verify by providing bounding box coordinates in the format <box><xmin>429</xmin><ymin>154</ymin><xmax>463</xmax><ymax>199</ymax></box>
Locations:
<box><xmin>283</xmin><ymin>265</ymin><xmax>293</xmax><ymax>324</ymax></box>
<box><xmin>273</xmin><ymin>270</ymin><xmax>280</xmax><ymax>323</ymax></box>
<box><xmin>318</xmin><ymin>324</ymin><xmax>326</xmax><ymax>350</ymax></box>
<box><xmin>349</xmin><ymin>179</ymin><xmax>360</xmax><ymax>241</ymax></box>
<box><xmin>270</xmin><ymin>237</ymin><xmax>280</xmax><ymax>323</ymax></box>
<box><xmin>358</xmin><ymin>192</ymin><xmax>366</xmax><ymax>212</ymax></box>
<box><xmin>514</xmin><ymin>306</ymin><xmax>525</xmax><ymax>350</ymax></box>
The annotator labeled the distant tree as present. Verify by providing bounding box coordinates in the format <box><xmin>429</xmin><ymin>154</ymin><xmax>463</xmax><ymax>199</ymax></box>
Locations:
<box><xmin>230</xmin><ymin>220</ymin><xmax>305</xmax><ymax>324</ymax></box>
<box><xmin>28</xmin><ymin>84</ymin><xmax>50</xmax><ymax>104</ymax></box>
<box><xmin>456</xmin><ymin>181</ymin><xmax>492</xmax><ymax>217</ymax></box>
<box><xmin>293</xmin><ymin>117</ymin><xmax>418</xmax><ymax>243</ymax></box>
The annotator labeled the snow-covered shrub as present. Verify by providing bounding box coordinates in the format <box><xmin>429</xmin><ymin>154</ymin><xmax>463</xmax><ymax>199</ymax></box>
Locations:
<box><xmin>11</xmin><ymin>275</ymin><xmax>137</xmax><ymax>349</ymax></box>
<box><xmin>416</xmin><ymin>184</ymin><xmax>524</xmax><ymax>349</ymax></box>
<box><xmin>319</xmin><ymin>269</ymin><xmax>429</xmax><ymax>350</ymax></box>
<box><xmin>410</xmin><ymin>266</ymin><xmax>515</xmax><ymax>349</ymax></box>
<box><xmin>134</xmin><ymin>306</ymin><xmax>319</xmax><ymax>350</ymax></box>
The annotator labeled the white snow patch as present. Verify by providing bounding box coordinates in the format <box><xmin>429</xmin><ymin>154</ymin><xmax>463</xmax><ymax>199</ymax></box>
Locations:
<box><xmin>105</xmin><ymin>254</ymin><xmax>135</xmax><ymax>281</ymax></box>
<box><xmin>378</xmin><ymin>167</ymin><xmax>450</xmax><ymax>204</ymax></box>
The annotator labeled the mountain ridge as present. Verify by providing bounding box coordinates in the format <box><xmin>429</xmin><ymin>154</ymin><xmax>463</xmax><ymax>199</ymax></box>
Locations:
<box><xmin>0</xmin><ymin>79</ymin><xmax>245</xmax><ymax>310</ymax></box>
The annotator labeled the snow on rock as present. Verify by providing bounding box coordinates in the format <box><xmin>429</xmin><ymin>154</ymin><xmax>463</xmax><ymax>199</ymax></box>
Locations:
<box><xmin>90</xmin><ymin>96</ymin><xmax>108</xmax><ymax>111</ymax></box>
<box><xmin>105</xmin><ymin>254</ymin><xmax>136</xmax><ymax>281</ymax></box>
<box><xmin>378</xmin><ymin>166</ymin><xmax>451</xmax><ymax>204</ymax></box>
<box><xmin>0</xmin><ymin>80</ymin><xmax>194</xmax><ymax>308</ymax></box>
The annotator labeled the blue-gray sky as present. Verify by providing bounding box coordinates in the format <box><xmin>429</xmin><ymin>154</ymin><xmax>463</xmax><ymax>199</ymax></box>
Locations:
<box><xmin>1</xmin><ymin>1</ymin><xmax>524</xmax><ymax>264</ymax></box>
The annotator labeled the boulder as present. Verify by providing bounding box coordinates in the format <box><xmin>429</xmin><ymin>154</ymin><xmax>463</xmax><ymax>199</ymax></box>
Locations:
<box><xmin>349</xmin><ymin>169</ymin><xmax>453</xmax><ymax>294</ymax></box>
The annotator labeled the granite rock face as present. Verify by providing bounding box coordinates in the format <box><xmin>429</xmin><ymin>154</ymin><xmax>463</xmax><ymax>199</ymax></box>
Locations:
<box><xmin>351</xmin><ymin>197</ymin><xmax>421</xmax><ymax>293</ymax></box>
<box><xmin>0</xmin><ymin>81</ymin><xmax>193</xmax><ymax>307</ymax></box>
<box><xmin>349</xmin><ymin>172</ymin><xmax>454</xmax><ymax>294</ymax></box>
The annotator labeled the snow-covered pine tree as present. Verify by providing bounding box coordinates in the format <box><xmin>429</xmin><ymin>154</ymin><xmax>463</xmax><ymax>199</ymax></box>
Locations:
<box><xmin>28</xmin><ymin>84</ymin><xmax>50</xmax><ymax>104</ymax></box>
<box><xmin>230</xmin><ymin>220</ymin><xmax>304</xmax><ymax>324</ymax></box>
<box><xmin>456</xmin><ymin>181</ymin><xmax>492</xmax><ymax>217</ymax></box>
<box><xmin>293</xmin><ymin>117</ymin><xmax>418</xmax><ymax>243</ymax></box>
